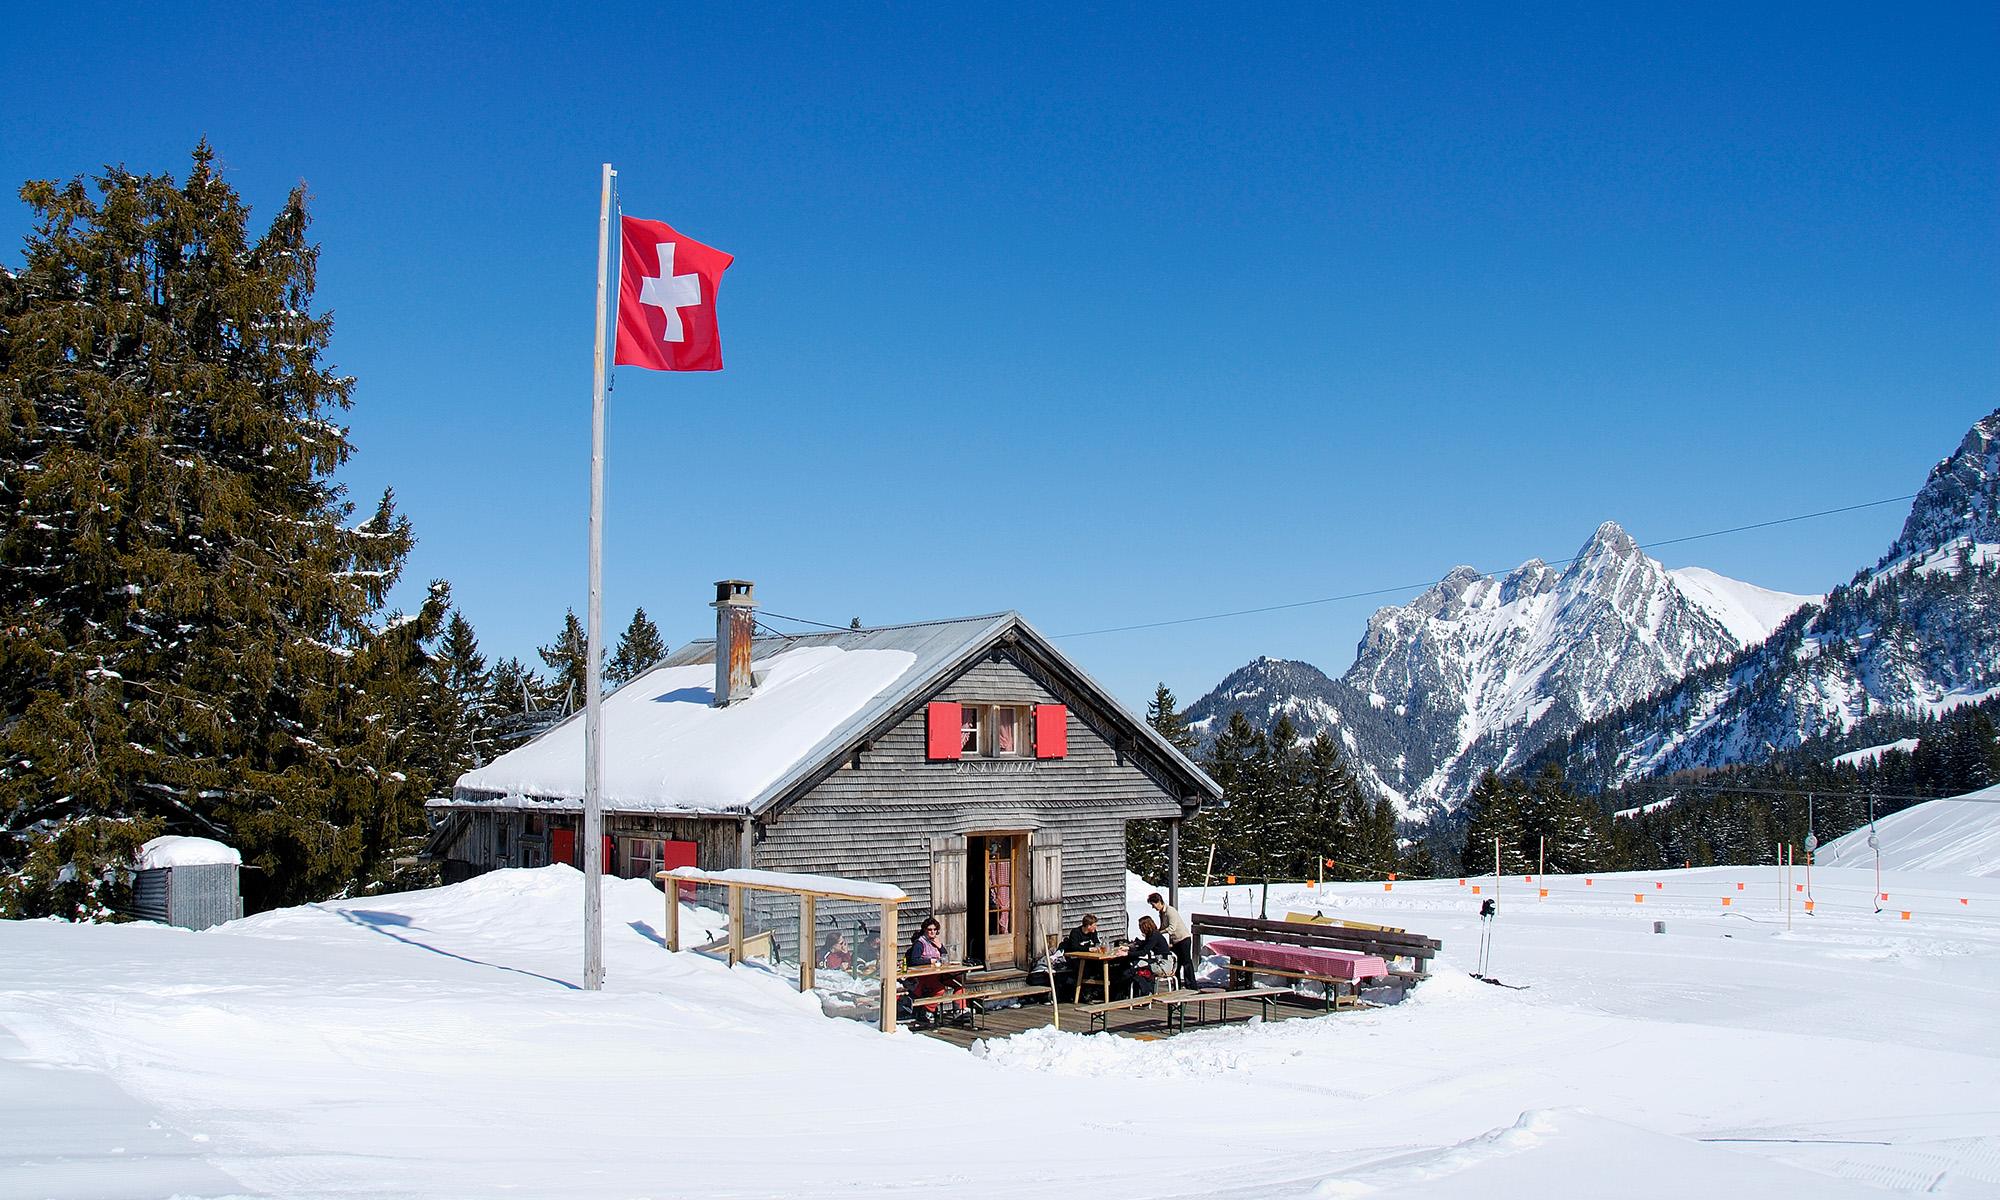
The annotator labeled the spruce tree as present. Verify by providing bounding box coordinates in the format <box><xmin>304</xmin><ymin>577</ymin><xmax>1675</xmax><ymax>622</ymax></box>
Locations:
<box><xmin>428</xmin><ymin>609</ymin><xmax>490</xmax><ymax>772</ymax></box>
<box><xmin>0</xmin><ymin>146</ymin><xmax>443</xmax><ymax>914</ymax></box>
<box><xmin>1128</xmin><ymin>683</ymin><xmax>1202</xmax><ymax>883</ymax></box>
<box><xmin>607</xmin><ymin>607</ymin><xmax>667</xmax><ymax>688</ymax></box>
<box><xmin>1459</xmin><ymin>771</ymin><xmax>1533</xmax><ymax>875</ymax></box>
<box><xmin>1202</xmin><ymin>711</ymin><xmax>1266</xmax><ymax>878</ymax></box>
<box><xmin>484</xmin><ymin>655</ymin><xmax>551</xmax><ymax>754</ymax></box>
<box><xmin>1300</xmin><ymin>733</ymin><xmax>1358</xmax><ymax>878</ymax></box>
<box><xmin>537</xmin><ymin>609</ymin><xmax>589</xmax><ymax>714</ymax></box>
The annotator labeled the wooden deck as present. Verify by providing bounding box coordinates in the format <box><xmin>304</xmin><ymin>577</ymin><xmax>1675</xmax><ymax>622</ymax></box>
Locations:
<box><xmin>913</xmin><ymin>989</ymin><xmax>1347</xmax><ymax>1049</ymax></box>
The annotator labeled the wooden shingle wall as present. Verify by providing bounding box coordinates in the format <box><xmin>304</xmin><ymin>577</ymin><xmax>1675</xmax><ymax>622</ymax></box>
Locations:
<box><xmin>757</xmin><ymin>653</ymin><xmax>1184</xmax><ymax>940</ymax></box>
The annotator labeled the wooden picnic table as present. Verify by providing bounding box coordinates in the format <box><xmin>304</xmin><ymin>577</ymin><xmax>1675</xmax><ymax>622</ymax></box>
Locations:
<box><xmin>1068</xmin><ymin>944</ymin><xmax>1125</xmax><ymax>1003</ymax></box>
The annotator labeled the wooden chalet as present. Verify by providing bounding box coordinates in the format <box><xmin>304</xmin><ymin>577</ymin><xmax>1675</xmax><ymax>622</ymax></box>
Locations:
<box><xmin>426</xmin><ymin>581</ymin><xmax>1220</xmax><ymax>971</ymax></box>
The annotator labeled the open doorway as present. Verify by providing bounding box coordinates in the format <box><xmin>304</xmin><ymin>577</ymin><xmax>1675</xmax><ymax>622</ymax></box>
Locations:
<box><xmin>964</xmin><ymin>833</ymin><xmax>1024</xmax><ymax>969</ymax></box>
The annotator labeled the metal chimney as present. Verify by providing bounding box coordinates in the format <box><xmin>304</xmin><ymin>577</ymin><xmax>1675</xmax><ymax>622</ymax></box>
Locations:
<box><xmin>711</xmin><ymin>580</ymin><xmax>756</xmax><ymax>706</ymax></box>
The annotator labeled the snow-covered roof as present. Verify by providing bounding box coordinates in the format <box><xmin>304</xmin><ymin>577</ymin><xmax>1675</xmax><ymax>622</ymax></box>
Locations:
<box><xmin>448</xmin><ymin>612</ymin><xmax>1221</xmax><ymax>817</ymax></box>
<box><xmin>137</xmin><ymin>836</ymin><xmax>242</xmax><ymax>870</ymax></box>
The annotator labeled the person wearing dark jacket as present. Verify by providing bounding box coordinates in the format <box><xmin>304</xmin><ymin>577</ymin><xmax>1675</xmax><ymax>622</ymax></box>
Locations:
<box><xmin>1115</xmin><ymin>916</ymin><xmax>1173</xmax><ymax>998</ymax></box>
<box><xmin>1061</xmin><ymin>914</ymin><xmax>1101</xmax><ymax>955</ymax></box>
<box><xmin>1054</xmin><ymin>914</ymin><xmax>1101</xmax><ymax>999</ymax></box>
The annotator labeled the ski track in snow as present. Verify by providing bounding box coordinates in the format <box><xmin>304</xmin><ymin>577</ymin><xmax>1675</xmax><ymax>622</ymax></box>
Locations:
<box><xmin>4</xmin><ymin>854</ymin><xmax>2000</xmax><ymax>1198</ymax></box>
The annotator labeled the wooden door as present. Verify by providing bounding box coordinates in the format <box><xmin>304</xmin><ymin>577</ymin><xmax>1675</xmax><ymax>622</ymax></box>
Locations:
<box><xmin>1029</xmin><ymin>834</ymin><xmax>1063</xmax><ymax>965</ymax></box>
<box><xmin>928</xmin><ymin>836</ymin><xmax>968</xmax><ymax>960</ymax></box>
<box><xmin>978</xmin><ymin>835</ymin><xmax>1022</xmax><ymax>968</ymax></box>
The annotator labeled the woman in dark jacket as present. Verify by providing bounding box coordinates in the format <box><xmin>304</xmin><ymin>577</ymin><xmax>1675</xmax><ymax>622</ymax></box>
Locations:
<box><xmin>1115</xmin><ymin>915</ymin><xmax>1172</xmax><ymax>998</ymax></box>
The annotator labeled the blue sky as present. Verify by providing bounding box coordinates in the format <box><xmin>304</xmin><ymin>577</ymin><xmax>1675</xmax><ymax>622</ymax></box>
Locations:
<box><xmin>4</xmin><ymin>4</ymin><xmax>1995</xmax><ymax>708</ymax></box>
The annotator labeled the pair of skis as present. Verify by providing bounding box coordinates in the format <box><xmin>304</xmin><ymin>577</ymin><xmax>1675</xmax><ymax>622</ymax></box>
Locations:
<box><xmin>1472</xmin><ymin>898</ymin><xmax>1530</xmax><ymax>989</ymax></box>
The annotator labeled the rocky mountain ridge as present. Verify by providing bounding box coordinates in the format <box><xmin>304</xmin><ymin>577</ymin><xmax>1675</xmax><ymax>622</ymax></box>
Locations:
<box><xmin>1187</xmin><ymin>522</ymin><xmax>1813</xmax><ymax>814</ymax></box>
<box><xmin>1187</xmin><ymin>409</ymin><xmax>1998</xmax><ymax>815</ymax></box>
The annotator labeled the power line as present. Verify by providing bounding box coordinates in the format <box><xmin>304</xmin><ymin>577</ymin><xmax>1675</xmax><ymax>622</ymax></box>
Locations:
<box><xmin>738</xmin><ymin>491</ymin><xmax>1919</xmax><ymax>642</ymax></box>
<box><xmin>1055</xmin><ymin>493</ymin><xmax>1917</xmax><ymax>639</ymax></box>
<box><xmin>758</xmin><ymin>609</ymin><xmax>854</xmax><ymax>632</ymax></box>
<box><xmin>1614</xmin><ymin>778</ymin><xmax>1986</xmax><ymax>805</ymax></box>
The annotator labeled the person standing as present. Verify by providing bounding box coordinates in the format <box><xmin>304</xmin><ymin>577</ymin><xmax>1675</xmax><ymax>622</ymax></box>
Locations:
<box><xmin>1148</xmin><ymin>891</ymin><xmax>1195</xmax><ymax>989</ymax></box>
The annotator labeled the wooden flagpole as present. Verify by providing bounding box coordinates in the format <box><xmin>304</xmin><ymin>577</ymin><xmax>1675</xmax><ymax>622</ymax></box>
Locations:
<box><xmin>583</xmin><ymin>162</ymin><xmax>616</xmax><ymax>991</ymax></box>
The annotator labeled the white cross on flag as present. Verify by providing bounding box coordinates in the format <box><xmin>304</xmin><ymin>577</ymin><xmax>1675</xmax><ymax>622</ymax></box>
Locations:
<box><xmin>614</xmin><ymin>216</ymin><xmax>733</xmax><ymax>371</ymax></box>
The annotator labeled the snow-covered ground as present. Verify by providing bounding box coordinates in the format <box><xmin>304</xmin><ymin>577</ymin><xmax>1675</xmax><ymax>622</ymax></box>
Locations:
<box><xmin>1818</xmin><ymin>785</ymin><xmax>2000</xmax><ymax>877</ymax></box>
<box><xmin>7</xmin><ymin>821</ymin><xmax>2000</xmax><ymax>1198</ymax></box>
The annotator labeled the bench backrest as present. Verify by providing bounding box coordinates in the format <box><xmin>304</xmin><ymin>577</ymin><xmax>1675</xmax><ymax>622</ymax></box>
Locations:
<box><xmin>1192</xmin><ymin>912</ymin><xmax>1440</xmax><ymax>974</ymax></box>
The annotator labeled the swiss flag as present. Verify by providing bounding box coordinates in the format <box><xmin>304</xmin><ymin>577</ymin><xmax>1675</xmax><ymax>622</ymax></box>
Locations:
<box><xmin>614</xmin><ymin>216</ymin><xmax>732</xmax><ymax>372</ymax></box>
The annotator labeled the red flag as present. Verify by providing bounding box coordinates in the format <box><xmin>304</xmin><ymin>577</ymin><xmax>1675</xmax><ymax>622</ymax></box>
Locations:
<box><xmin>614</xmin><ymin>216</ymin><xmax>732</xmax><ymax>372</ymax></box>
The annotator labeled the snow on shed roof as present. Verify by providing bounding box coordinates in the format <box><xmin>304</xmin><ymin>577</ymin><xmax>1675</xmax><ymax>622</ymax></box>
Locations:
<box><xmin>448</xmin><ymin>611</ymin><xmax>1219</xmax><ymax>817</ymax></box>
<box><xmin>138</xmin><ymin>836</ymin><xmax>242</xmax><ymax>869</ymax></box>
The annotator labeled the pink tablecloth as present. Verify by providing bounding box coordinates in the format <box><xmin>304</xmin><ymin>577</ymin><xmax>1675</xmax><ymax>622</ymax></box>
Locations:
<box><xmin>1207</xmin><ymin>937</ymin><xmax>1388</xmax><ymax>982</ymax></box>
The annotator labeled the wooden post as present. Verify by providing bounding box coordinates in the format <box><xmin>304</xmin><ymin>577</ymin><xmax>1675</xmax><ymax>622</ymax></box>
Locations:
<box><xmin>664</xmin><ymin>876</ymin><xmax>680</xmax><ymax>952</ymax></box>
<box><xmin>1167</xmin><ymin>817</ymin><xmax>1181</xmax><ymax>908</ymax></box>
<box><xmin>879</xmin><ymin>901</ymin><xmax>899</xmax><ymax>1034</ymax></box>
<box><xmin>799</xmin><ymin>894</ymin><xmax>816</xmax><ymax>993</ymax></box>
<box><xmin>728</xmin><ymin>885</ymin><xmax>745</xmax><ymax>966</ymax></box>
<box><xmin>1046</xmin><ymin>933</ymin><xmax>1061</xmax><ymax>1032</ymax></box>
<box><xmin>579</xmin><ymin>161</ymin><xmax>617</xmax><ymax>993</ymax></box>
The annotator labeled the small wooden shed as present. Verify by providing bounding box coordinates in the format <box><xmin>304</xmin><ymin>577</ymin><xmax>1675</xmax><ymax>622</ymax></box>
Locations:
<box><xmin>428</xmin><ymin>583</ymin><xmax>1221</xmax><ymax>971</ymax></box>
<box><xmin>131</xmin><ymin>836</ymin><xmax>244</xmax><ymax>931</ymax></box>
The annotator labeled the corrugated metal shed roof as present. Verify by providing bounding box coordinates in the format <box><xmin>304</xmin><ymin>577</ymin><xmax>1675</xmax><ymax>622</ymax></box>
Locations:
<box><xmin>445</xmin><ymin>611</ymin><xmax>1218</xmax><ymax>816</ymax></box>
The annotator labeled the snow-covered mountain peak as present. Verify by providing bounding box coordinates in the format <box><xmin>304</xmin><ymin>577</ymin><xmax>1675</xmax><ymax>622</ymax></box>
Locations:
<box><xmin>1878</xmin><ymin>408</ymin><xmax>2000</xmax><ymax>571</ymax></box>
<box><xmin>1575</xmin><ymin>520</ymin><xmax>1642</xmax><ymax>566</ymax></box>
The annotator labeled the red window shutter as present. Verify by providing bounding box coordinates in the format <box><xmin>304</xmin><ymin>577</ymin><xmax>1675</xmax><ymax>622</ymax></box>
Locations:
<box><xmin>926</xmin><ymin>702</ymin><xmax>963</xmax><ymax>760</ymax></box>
<box><xmin>1034</xmin><ymin>704</ymin><xmax>1068</xmax><ymax>759</ymax></box>
<box><xmin>662</xmin><ymin>839</ymin><xmax>698</xmax><ymax>899</ymax></box>
<box><xmin>552</xmin><ymin>827</ymin><xmax>576</xmax><ymax>867</ymax></box>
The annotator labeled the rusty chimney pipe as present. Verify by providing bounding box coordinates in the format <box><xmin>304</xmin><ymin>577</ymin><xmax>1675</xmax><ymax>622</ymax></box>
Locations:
<box><xmin>711</xmin><ymin>580</ymin><xmax>757</xmax><ymax>706</ymax></box>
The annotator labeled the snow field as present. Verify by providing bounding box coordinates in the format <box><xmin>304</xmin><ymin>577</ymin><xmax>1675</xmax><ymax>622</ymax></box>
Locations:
<box><xmin>4</xmin><ymin>835</ymin><xmax>2000</xmax><ymax>1197</ymax></box>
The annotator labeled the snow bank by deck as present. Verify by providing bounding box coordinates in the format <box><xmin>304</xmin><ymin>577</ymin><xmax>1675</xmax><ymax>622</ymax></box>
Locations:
<box><xmin>1817</xmin><ymin>784</ymin><xmax>2000</xmax><ymax>876</ymax></box>
<box><xmin>454</xmin><ymin>644</ymin><xmax>916</xmax><ymax>812</ymax></box>
<box><xmin>136</xmin><ymin>835</ymin><xmax>241</xmax><ymax>869</ymax></box>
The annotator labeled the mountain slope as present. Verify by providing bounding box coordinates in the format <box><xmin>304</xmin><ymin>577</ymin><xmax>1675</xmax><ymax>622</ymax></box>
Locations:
<box><xmin>1816</xmin><ymin>784</ymin><xmax>2000</xmax><ymax>877</ymax></box>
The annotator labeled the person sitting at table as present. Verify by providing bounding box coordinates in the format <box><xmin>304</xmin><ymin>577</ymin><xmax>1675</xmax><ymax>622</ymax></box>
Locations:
<box><xmin>905</xmin><ymin>916</ymin><xmax>969</xmax><ymax>1026</ymax></box>
<box><xmin>819</xmin><ymin>931</ymin><xmax>852</xmax><ymax>972</ymax></box>
<box><xmin>1055</xmin><ymin>914</ymin><xmax>1101</xmax><ymax>999</ymax></box>
<box><xmin>1114</xmin><ymin>915</ymin><xmax>1174</xmax><ymax>998</ymax></box>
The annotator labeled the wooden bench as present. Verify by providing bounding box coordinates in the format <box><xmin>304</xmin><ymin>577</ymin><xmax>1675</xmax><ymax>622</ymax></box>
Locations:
<box><xmin>1155</xmin><ymin>985</ymin><xmax>1292</xmax><ymax>1031</ymax></box>
<box><xmin>1073</xmin><ymin>992</ymin><xmax>1161</xmax><ymax>1033</ymax></box>
<box><xmin>1195</xmin><ymin>912</ymin><xmax>1441</xmax><ymax>976</ymax></box>
<box><xmin>1193</xmin><ymin>914</ymin><xmax>1442</xmax><ymax>1006</ymax></box>
<box><xmin>1221</xmin><ymin>963</ymin><xmax>1367</xmax><ymax>1010</ymax></box>
<box><xmin>906</xmin><ymin>981</ymin><xmax>1050</xmax><ymax>1028</ymax></box>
